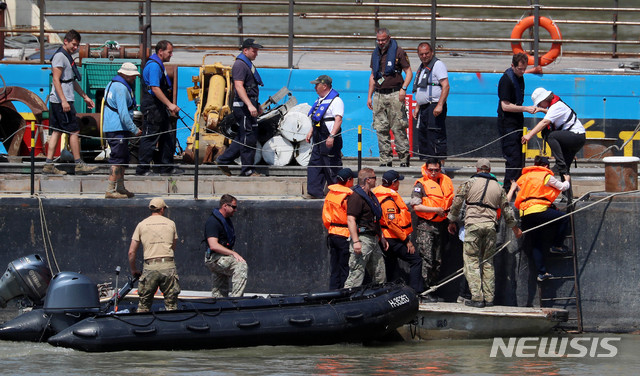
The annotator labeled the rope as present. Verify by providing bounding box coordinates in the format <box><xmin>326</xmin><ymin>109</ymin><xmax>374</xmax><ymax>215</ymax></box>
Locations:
<box><xmin>34</xmin><ymin>194</ymin><xmax>61</xmax><ymax>275</ymax></box>
<box><xmin>2</xmin><ymin>122</ymin><xmax>186</xmax><ymax>144</ymax></box>
<box><xmin>420</xmin><ymin>188</ymin><xmax>640</xmax><ymax>296</ymax></box>
<box><xmin>90</xmin><ymin>40</ymin><xmax>119</xmax><ymax>50</ymax></box>
<box><xmin>362</xmin><ymin>127</ymin><xmax>524</xmax><ymax>162</ymax></box>
<box><xmin>7</xmin><ymin>121</ymin><xmax>519</xmax><ymax>168</ymax></box>
<box><xmin>586</xmin><ymin>120</ymin><xmax>640</xmax><ymax>160</ymax></box>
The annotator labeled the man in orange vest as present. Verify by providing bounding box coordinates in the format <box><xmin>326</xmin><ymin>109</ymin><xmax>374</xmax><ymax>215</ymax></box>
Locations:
<box><xmin>410</xmin><ymin>158</ymin><xmax>454</xmax><ymax>301</ymax></box>
<box><xmin>373</xmin><ymin>170</ymin><xmax>423</xmax><ymax>293</ymax></box>
<box><xmin>447</xmin><ymin>159</ymin><xmax>522</xmax><ymax>308</ymax></box>
<box><xmin>508</xmin><ymin>156</ymin><xmax>571</xmax><ymax>282</ymax></box>
<box><xmin>322</xmin><ymin>168</ymin><xmax>357</xmax><ymax>289</ymax></box>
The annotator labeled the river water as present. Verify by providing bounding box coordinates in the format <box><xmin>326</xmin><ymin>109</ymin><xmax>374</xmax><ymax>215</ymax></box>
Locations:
<box><xmin>1</xmin><ymin>333</ymin><xmax>639</xmax><ymax>375</ymax></box>
<box><xmin>41</xmin><ymin>0</ymin><xmax>640</xmax><ymax>54</ymax></box>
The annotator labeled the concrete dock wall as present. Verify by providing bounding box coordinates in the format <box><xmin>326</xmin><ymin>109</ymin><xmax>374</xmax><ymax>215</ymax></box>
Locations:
<box><xmin>0</xmin><ymin>194</ymin><xmax>638</xmax><ymax>332</ymax></box>
<box><xmin>0</xmin><ymin>197</ymin><xmax>329</xmax><ymax>294</ymax></box>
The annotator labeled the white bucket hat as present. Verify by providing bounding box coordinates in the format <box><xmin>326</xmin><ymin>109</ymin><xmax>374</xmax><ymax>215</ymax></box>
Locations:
<box><xmin>531</xmin><ymin>87</ymin><xmax>553</xmax><ymax>106</ymax></box>
<box><xmin>117</xmin><ymin>62</ymin><xmax>141</xmax><ymax>77</ymax></box>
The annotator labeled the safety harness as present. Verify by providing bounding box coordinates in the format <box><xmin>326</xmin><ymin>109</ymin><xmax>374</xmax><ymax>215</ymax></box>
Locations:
<box><xmin>371</xmin><ymin>39</ymin><xmax>400</xmax><ymax>81</ymax></box>
<box><xmin>52</xmin><ymin>47</ymin><xmax>82</xmax><ymax>83</ymax></box>
<box><xmin>104</xmin><ymin>75</ymin><xmax>136</xmax><ymax>113</ymax></box>
<box><xmin>465</xmin><ymin>173</ymin><xmax>499</xmax><ymax>211</ymax></box>
<box><xmin>504</xmin><ymin>67</ymin><xmax>524</xmax><ymax>105</ymax></box>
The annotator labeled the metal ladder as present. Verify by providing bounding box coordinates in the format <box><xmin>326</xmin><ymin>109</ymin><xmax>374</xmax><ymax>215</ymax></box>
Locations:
<box><xmin>537</xmin><ymin>188</ymin><xmax>584</xmax><ymax>332</ymax></box>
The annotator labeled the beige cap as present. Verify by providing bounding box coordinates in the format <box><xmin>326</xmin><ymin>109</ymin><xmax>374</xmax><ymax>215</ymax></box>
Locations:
<box><xmin>117</xmin><ymin>62</ymin><xmax>141</xmax><ymax>77</ymax></box>
<box><xmin>149</xmin><ymin>197</ymin><xmax>168</xmax><ymax>210</ymax></box>
<box><xmin>476</xmin><ymin>158</ymin><xmax>491</xmax><ymax>169</ymax></box>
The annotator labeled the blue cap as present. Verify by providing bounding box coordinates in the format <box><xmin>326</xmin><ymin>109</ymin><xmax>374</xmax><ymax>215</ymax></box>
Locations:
<box><xmin>336</xmin><ymin>168</ymin><xmax>357</xmax><ymax>183</ymax></box>
<box><xmin>382</xmin><ymin>170</ymin><xmax>404</xmax><ymax>185</ymax></box>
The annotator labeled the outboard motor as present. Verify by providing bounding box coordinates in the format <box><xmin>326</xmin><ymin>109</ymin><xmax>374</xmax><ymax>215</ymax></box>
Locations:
<box><xmin>0</xmin><ymin>271</ymin><xmax>100</xmax><ymax>342</ymax></box>
<box><xmin>44</xmin><ymin>272</ymin><xmax>100</xmax><ymax>314</ymax></box>
<box><xmin>43</xmin><ymin>272</ymin><xmax>101</xmax><ymax>333</ymax></box>
<box><xmin>0</xmin><ymin>254</ymin><xmax>52</xmax><ymax>308</ymax></box>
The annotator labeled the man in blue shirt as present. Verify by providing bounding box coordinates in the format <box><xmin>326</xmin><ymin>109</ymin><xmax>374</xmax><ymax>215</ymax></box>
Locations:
<box><xmin>136</xmin><ymin>40</ymin><xmax>183</xmax><ymax>176</ymax></box>
<box><xmin>103</xmin><ymin>62</ymin><xmax>143</xmax><ymax>198</ymax></box>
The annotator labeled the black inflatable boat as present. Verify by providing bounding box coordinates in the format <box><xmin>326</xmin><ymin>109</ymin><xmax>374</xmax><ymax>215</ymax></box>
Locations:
<box><xmin>0</xmin><ymin>255</ymin><xmax>418</xmax><ymax>352</ymax></box>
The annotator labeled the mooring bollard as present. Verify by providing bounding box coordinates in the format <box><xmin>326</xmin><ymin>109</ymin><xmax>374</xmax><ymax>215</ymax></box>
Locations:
<box><xmin>603</xmin><ymin>156</ymin><xmax>639</xmax><ymax>192</ymax></box>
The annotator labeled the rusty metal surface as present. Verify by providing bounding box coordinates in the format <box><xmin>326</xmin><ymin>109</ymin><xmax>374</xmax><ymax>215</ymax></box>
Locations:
<box><xmin>604</xmin><ymin>161</ymin><xmax>639</xmax><ymax>192</ymax></box>
<box><xmin>78</xmin><ymin>43</ymin><xmax>146</xmax><ymax>63</ymax></box>
<box><xmin>582</xmin><ymin>138</ymin><xmax>618</xmax><ymax>159</ymax></box>
<box><xmin>0</xmin><ymin>86</ymin><xmax>48</xmax><ymax>116</ymax></box>
<box><xmin>0</xmin><ymin>86</ymin><xmax>48</xmax><ymax>156</ymax></box>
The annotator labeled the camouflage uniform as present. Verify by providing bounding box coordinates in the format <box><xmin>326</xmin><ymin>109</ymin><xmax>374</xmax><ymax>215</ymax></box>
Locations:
<box><xmin>137</xmin><ymin>261</ymin><xmax>180</xmax><ymax>312</ymax></box>
<box><xmin>343</xmin><ymin>234</ymin><xmax>386</xmax><ymax>288</ymax></box>
<box><xmin>373</xmin><ymin>92</ymin><xmax>410</xmax><ymax>165</ymax></box>
<box><xmin>414</xmin><ymin>218</ymin><xmax>448</xmax><ymax>287</ymax></box>
<box><xmin>461</xmin><ymin>222</ymin><xmax>497</xmax><ymax>303</ymax></box>
<box><xmin>448</xmin><ymin>173</ymin><xmax>518</xmax><ymax>304</ymax></box>
<box><xmin>410</xmin><ymin>171</ymin><xmax>454</xmax><ymax>291</ymax></box>
<box><xmin>205</xmin><ymin>253</ymin><xmax>248</xmax><ymax>298</ymax></box>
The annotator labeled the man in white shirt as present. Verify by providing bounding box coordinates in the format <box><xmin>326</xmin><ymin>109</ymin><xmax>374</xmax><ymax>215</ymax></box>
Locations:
<box><xmin>304</xmin><ymin>75</ymin><xmax>345</xmax><ymax>199</ymax></box>
<box><xmin>412</xmin><ymin>42</ymin><xmax>450</xmax><ymax>161</ymax></box>
<box><xmin>522</xmin><ymin>87</ymin><xmax>586</xmax><ymax>176</ymax></box>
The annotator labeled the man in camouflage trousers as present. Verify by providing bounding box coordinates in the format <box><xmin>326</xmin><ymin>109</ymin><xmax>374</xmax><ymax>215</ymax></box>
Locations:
<box><xmin>204</xmin><ymin>194</ymin><xmax>248</xmax><ymax>297</ymax></box>
<box><xmin>447</xmin><ymin>159</ymin><xmax>522</xmax><ymax>308</ymax></box>
<box><xmin>410</xmin><ymin>158</ymin><xmax>454</xmax><ymax>301</ymax></box>
<box><xmin>367</xmin><ymin>28</ymin><xmax>413</xmax><ymax>167</ymax></box>
<box><xmin>343</xmin><ymin>168</ymin><xmax>389</xmax><ymax>288</ymax></box>
<box><xmin>128</xmin><ymin>197</ymin><xmax>180</xmax><ymax>312</ymax></box>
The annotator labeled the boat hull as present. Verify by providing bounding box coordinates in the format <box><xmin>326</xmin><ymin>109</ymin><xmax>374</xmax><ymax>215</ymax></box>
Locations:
<box><xmin>398</xmin><ymin>302</ymin><xmax>568</xmax><ymax>340</ymax></box>
<box><xmin>47</xmin><ymin>284</ymin><xmax>418</xmax><ymax>352</ymax></box>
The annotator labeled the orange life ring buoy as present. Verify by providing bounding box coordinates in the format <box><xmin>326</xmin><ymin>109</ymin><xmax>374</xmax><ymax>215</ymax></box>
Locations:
<box><xmin>511</xmin><ymin>16</ymin><xmax>562</xmax><ymax>67</ymax></box>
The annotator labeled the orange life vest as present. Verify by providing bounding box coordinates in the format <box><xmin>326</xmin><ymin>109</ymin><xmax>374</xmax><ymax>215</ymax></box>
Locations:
<box><xmin>413</xmin><ymin>164</ymin><xmax>454</xmax><ymax>222</ymax></box>
<box><xmin>322</xmin><ymin>184</ymin><xmax>353</xmax><ymax>237</ymax></box>
<box><xmin>515</xmin><ymin>166</ymin><xmax>560</xmax><ymax>213</ymax></box>
<box><xmin>372</xmin><ymin>185</ymin><xmax>413</xmax><ymax>240</ymax></box>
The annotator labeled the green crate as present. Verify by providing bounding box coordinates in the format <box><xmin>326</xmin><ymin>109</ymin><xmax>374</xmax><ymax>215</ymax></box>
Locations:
<box><xmin>78</xmin><ymin>58</ymin><xmax>142</xmax><ymax>113</ymax></box>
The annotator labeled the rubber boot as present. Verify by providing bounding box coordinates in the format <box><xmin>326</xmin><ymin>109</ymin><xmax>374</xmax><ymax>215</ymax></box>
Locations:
<box><xmin>116</xmin><ymin>179</ymin><xmax>134</xmax><ymax>198</ymax></box>
<box><xmin>105</xmin><ymin>180</ymin><xmax>128</xmax><ymax>199</ymax></box>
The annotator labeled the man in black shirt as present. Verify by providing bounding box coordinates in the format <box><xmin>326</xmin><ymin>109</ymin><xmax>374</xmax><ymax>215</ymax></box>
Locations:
<box><xmin>343</xmin><ymin>168</ymin><xmax>389</xmax><ymax>288</ymax></box>
<box><xmin>216</xmin><ymin>38</ymin><xmax>264</xmax><ymax>177</ymax></box>
<box><xmin>203</xmin><ymin>194</ymin><xmax>248</xmax><ymax>297</ymax></box>
<box><xmin>497</xmin><ymin>53</ymin><xmax>537</xmax><ymax>191</ymax></box>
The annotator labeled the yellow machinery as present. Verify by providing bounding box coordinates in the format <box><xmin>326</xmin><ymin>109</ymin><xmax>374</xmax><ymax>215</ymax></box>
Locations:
<box><xmin>186</xmin><ymin>56</ymin><xmax>233</xmax><ymax>164</ymax></box>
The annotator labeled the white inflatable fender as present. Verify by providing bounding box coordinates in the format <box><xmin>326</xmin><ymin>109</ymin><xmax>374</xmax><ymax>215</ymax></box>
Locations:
<box><xmin>279</xmin><ymin>103</ymin><xmax>312</xmax><ymax>143</ymax></box>
<box><xmin>295</xmin><ymin>140</ymin><xmax>312</xmax><ymax>167</ymax></box>
<box><xmin>262</xmin><ymin>136</ymin><xmax>294</xmax><ymax>166</ymax></box>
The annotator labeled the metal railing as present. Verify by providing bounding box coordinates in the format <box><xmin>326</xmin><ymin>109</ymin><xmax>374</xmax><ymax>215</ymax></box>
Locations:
<box><xmin>2</xmin><ymin>0</ymin><xmax>639</xmax><ymax>67</ymax></box>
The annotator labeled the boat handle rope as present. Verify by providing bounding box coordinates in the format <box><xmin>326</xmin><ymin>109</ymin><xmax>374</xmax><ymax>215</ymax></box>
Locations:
<box><xmin>38</xmin><ymin>314</ymin><xmax>54</xmax><ymax>343</ymax></box>
<box><xmin>110</xmin><ymin>313</ymin><xmax>157</xmax><ymax>327</ymax></box>
<box><xmin>200</xmin><ymin>307</ymin><xmax>224</xmax><ymax>317</ymax></box>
